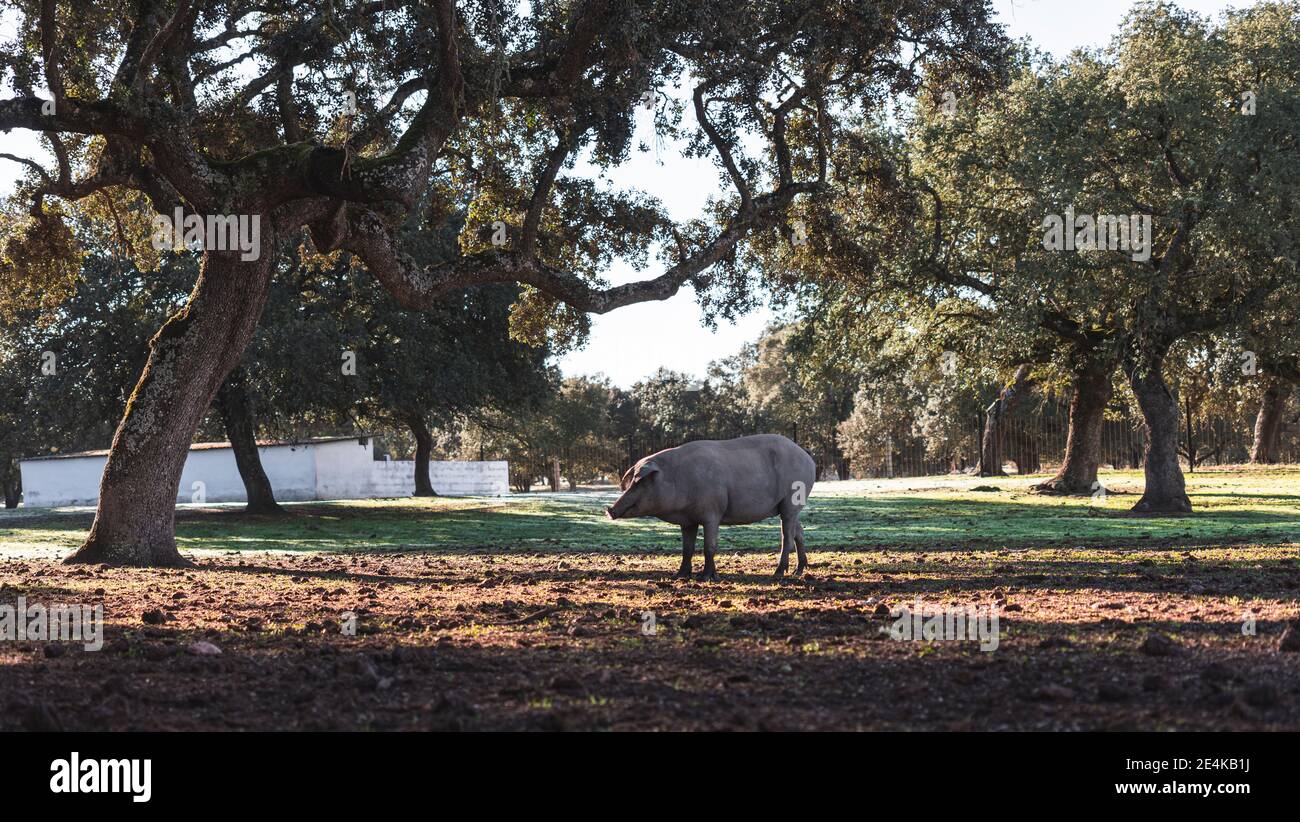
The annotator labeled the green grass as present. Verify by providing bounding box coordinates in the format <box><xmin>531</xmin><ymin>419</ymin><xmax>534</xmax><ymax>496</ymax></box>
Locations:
<box><xmin>2</xmin><ymin>468</ymin><xmax>1299</xmax><ymax>559</ymax></box>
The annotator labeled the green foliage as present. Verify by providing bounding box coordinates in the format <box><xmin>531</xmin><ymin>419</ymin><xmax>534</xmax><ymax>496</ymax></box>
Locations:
<box><xmin>245</xmin><ymin>253</ymin><xmax>554</xmax><ymax>444</ymax></box>
<box><xmin>1</xmin><ymin>0</ymin><xmax>1010</xmax><ymax>342</ymax></box>
<box><xmin>751</xmin><ymin>1</ymin><xmax>1300</xmax><ymax>479</ymax></box>
<box><xmin>0</xmin><ymin>250</ymin><xmax>194</xmax><ymax>498</ymax></box>
<box><xmin>0</xmin><ymin>206</ymin><xmax>83</xmax><ymax>323</ymax></box>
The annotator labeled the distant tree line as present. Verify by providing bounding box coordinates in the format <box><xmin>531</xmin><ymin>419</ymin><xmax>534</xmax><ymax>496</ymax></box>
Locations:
<box><xmin>445</xmin><ymin>318</ymin><xmax>1296</xmax><ymax>493</ymax></box>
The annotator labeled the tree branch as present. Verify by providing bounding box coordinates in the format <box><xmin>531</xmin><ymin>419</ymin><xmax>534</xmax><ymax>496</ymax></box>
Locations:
<box><xmin>0</xmin><ymin>153</ymin><xmax>52</xmax><ymax>185</ymax></box>
<box><xmin>498</xmin><ymin>0</ymin><xmax>614</xmax><ymax>99</ymax></box>
<box><xmin>519</xmin><ymin>128</ymin><xmax>579</xmax><ymax>254</ymax></box>
<box><xmin>132</xmin><ymin>0</ymin><xmax>194</xmax><ymax>92</ymax></box>
<box><xmin>694</xmin><ymin>82</ymin><xmax>752</xmax><ymax>212</ymax></box>
<box><xmin>0</xmin><ymin>97</ymin><xmax>149</xmax><ymax>140</ymax></box>
<box><xmin>349</xmin><ymin>77</ymin><xmax>430</xmax><ymax>150</ymax></box>
<box><xmin>276</xmin><ymin>70</ymin><xmax>303</xmax><ymax>143</ymax></box>
<box><xmin>322</xmin><ymin>179</ymin><xmax>818</xmax><ymax>315</ymax></box>
<box><xmin>39</xmin><ymin>0</ymin><xmax>64</xmax><ymax>102</ymax></box>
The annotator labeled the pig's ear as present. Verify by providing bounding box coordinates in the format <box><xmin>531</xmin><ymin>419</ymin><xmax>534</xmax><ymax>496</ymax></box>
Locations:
<box><xmin>621</xmin><ymin>461</ymin><xmax>659</xmax><ymax>490</ymax></box>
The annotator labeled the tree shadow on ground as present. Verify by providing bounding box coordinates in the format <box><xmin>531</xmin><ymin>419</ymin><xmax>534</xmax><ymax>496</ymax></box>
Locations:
<box><xmin>4</xmin><ymin>529</ymin><xmax>1300</xmax><ymax>731</ymax></box>
<box><xmin>192</xmin><ymin>548</ymin><xmax>1300</xmax><ymax>603</ymax></box>
<box><xmin>1</xmin><ymin>611</ymin><xmax>1298</xmax><ymax>731</ymax></box>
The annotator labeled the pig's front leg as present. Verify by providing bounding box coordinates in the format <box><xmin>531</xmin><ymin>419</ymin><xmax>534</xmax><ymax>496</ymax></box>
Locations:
<box><xmin>676</xmin><ymin>524</ymin><xmax>697</xmax><ymax>580</ymax></box>
<box><xmin>698</xmin><ymin>521</ymin><xmax>720</xmax><ymax>582</ymax></box>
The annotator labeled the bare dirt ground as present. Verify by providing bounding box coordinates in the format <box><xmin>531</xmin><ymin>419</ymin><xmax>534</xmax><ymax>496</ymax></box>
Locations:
<box><xmin>3</xmin><ymin>542</ymin><xmax>1300</xmax><ymax>731</ymax></box>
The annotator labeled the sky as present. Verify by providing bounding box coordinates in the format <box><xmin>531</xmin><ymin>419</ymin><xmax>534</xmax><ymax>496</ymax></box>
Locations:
<box><xmin>0</xmin><ymin>1</ymin><xmax>1249</xmax><ymax>387</ymax></box>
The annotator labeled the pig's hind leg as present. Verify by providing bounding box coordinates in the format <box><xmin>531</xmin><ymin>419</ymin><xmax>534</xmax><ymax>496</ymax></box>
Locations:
<box><xmin>697</xmin><ymin>521</ymin><xmax>720</xmax><ymax>582</ymax></box>
<box><xmin>676</xmin><ymin>524</ymin><xmax>698</xmax><ymax>580</ymax></box>
<box><xmin>774</xmin><ymin>511</ymin><xmax>797</xmax><ymax>578</ymax></box>
<box><xmin>793</xmin><ymin>518</ymin><xmax>808</xmax><ymax>576</ymax></box>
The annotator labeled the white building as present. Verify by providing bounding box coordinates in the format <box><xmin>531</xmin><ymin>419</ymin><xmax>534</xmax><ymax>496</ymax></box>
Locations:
<box><xmin>18</xmin><ymin>436</ymin><xmax>508</xmax><ymax>508</ymax></box>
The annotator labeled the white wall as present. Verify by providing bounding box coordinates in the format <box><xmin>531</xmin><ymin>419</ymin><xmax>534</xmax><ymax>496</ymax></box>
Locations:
<box><xmin>17</xmin><ymin>455</ymin><xmax>105</xmax><ymax>507</ymax></box>
<box><xmin>253</xmin><ymin>444</ymin><xmax>318</xmax><ymax>501</ymax></box>
<box><xmin>177</xmin><ymin>445</ymin><xmax>318</xmax><ymax>503</ymax></box>
<box><xmin>368</xmin><ymin>460</ymin><xmax>508</xmax><ymax>497</ymax></box>
<box><xmin>312</xmin><ymin>439</ymin><xmax>374</xmax><ymax>500</ymax></box>
<box><xmin>18</xmin><ymin>440</ymin><xmax>508</xmax><ymax>507</ymax></box>
<box><xmin>175</xmin><ymin>448</ymin><xmax>253</xmax><ymax>503</ymax></box>
<box><xmin>369</xmin><ymin>460</ymin><xmax>415</xmax><ymax>498</ymax></box>
<box><xmin>430</xmin><ymin>460</ymin><xmax>509</xmax><ymax>495</ymax></box>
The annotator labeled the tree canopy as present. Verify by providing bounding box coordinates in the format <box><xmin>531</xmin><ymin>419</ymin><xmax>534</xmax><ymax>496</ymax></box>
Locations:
<box><xmin>760</xmin><ymin>0</ymin><xmax>1300</xmax><ymax>510</ymax></box>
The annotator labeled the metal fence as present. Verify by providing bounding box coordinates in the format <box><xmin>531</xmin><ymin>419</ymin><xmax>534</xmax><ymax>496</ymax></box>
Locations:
<box><xmin>843</xmin><ymin>408</ymin><xmax>1299</xmax><ymax>479</ymax></box>
<box><xmin>503</xmin><ymin>405</ymin><xmax>1297</xmax><ymax>490</ymax></box>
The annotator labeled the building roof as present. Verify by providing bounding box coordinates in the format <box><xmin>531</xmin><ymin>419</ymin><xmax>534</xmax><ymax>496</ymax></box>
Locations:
<box><xmin>22</xmin><ymin>435</ymin><xmax>371</xmax><ymax>462</ymax></box>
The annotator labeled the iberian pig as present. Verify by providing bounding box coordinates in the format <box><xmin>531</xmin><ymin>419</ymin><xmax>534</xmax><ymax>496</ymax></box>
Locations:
<box><xmin>605</xmin><ymin>435</ymin><xmax>815</xmax><ymax>580</ymax></box>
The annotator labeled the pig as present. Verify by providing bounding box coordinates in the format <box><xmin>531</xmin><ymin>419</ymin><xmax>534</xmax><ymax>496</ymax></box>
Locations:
<box><xmin>604</xmin><ymin>434</ymin><xmax>815</xmax><ymax>580</ymax></box>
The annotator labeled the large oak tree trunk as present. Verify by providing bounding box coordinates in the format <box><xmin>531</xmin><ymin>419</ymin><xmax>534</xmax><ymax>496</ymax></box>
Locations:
<box><xmin>1130</xmin><ymin>355</ymin><xmax>1192</xmax><ymax>513</ymax></box>
<box><xmin>65</xmin><ymin>249</ymin><xmax>279</xmax><ymax>566</ymax></box>
<box><xmin>979</xmin><ymin>364</ymin><xmax>1033</xmax><ymax>477</ymax></box>
<box><xmin>1034</xmin><ymin>357</ymin><xmax>1113</xmax><ymax>494</ymax></box>
<box><xmin>407</xmin><ymin>412</ymin><xmax>437</xmax><ymax>497</ymax></box>
<box><xmin>214</xmin><ymin>368</ymin><xmax>283</xmax><ymax>515</ymax></box>
<box><xmin>1251</xmin><ymin>377</ymin><xmax>1291</xmax><ymax>464</ymax></box>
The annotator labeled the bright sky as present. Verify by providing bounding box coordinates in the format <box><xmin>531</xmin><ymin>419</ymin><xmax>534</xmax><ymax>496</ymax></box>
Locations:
<box><xmin>0</xmin><ymin>1</ymin><xmax>1250</xmax><ymax>387</ymax></box>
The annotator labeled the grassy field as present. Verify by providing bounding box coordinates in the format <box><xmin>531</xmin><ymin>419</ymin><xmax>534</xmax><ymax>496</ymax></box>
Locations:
<box><xmin>4</xmin><ymin>468</ymin><xmax>1300</xmax><ymax>558</ymax></box>
<box><xmin>2</xmin><ymin>467</ymin><xmax>1299</xmax><ymax>731</ymax></box>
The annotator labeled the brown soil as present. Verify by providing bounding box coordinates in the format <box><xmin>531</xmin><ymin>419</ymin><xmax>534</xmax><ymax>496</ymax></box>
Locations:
<box><xmin>3</xmin><ymin>546</ymin><xmax>1299</xmax><ymax>731</ymax></box>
